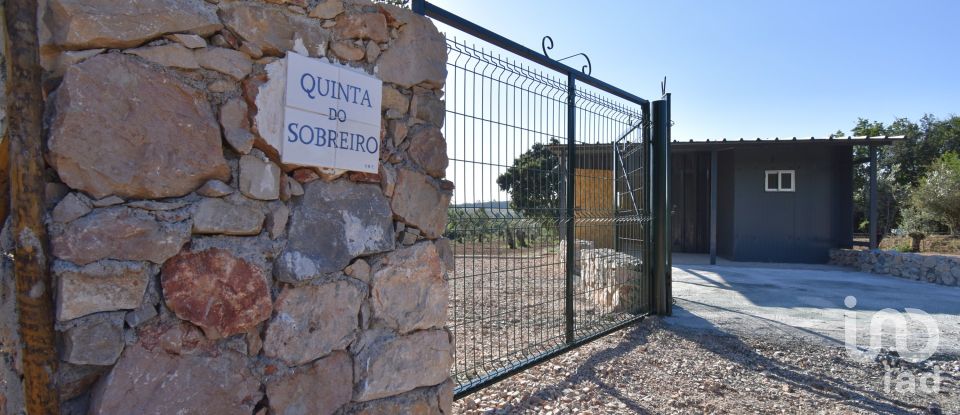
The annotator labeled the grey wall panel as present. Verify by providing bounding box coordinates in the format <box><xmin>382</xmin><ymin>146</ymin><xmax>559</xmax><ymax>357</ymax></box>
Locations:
<box><xmin>729</xmin><ymin>144</ymin><xmax>849</xmax><ymax>263</ymax></box>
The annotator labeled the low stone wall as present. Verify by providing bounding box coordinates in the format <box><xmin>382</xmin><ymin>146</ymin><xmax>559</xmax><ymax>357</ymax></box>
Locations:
<box><xmin>580</xmin><ymin>248</ymin><xmax>642</xmax><ymax>313</ymax></box>
<box><xmin>558</xmin><ymin>239</ymin><xmax>595</xmax><ymax>273</ymax></box>
<box><xmin>829</xmin><ymin>249</ymin><xmax>960</xmax><ymax>287</ymax></box>
<box><xmin>2</xmin><ymin>0</ymin><xmax>455</xmax><ymax>414</ymax></box>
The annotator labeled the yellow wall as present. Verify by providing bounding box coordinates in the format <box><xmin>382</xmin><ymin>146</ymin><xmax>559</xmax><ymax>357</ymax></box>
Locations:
<box><xmin>574</xmin><ymin>169</ymin><xmax>616</xmax><ymax>248</ymax></box>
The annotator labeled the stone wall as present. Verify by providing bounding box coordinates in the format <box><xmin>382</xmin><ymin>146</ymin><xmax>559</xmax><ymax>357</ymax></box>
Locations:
<box><xmin>829</xmin><ymin>249</ymin><xmax>960</xmax><ymax>287</ymax></box>
<box><xmin>4</xmin><ymin>0</ymin><xmax>454</xmax><ymax>413</ymax></box>
<box><xmin>580</xmin><ymin>248</ymin><xmax>642</xmax><ymax>313</ymax></box>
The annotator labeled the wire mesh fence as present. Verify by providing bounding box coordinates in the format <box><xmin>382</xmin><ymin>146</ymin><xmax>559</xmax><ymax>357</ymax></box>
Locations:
<box><xmin>441</xmin><ymin>32</ymin><xmax>651</xmax><ymax>397</ymax></box>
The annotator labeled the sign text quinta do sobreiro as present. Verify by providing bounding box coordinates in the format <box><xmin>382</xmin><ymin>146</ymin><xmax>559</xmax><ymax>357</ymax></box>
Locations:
<box><xmin>282</xmin><ymin>52</ymin><xmax>382</xmax><ymax>173</ymax></box>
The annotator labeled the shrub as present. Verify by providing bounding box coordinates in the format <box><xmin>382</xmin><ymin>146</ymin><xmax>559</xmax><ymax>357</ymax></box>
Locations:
<box><xmin>908</xmin><ymin>152</ymin><xmax>960</xmax><ymax>235</ymax></box>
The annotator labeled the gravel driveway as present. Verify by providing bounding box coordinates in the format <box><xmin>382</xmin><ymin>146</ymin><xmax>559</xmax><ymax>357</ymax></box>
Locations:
<box><xmin>453</xmin><ymin>261</ymin><xmax>960</xmax><ymax>414</ymax></box>
<box><xmin>454</xmin><ymin>318</ymin><xmax>958</xmax><ymax>414</ymax></box>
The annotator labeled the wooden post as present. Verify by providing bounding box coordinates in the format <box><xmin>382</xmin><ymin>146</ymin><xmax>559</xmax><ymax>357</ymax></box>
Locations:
<box><xmin>5</xmin><ymin>0</ymin><xmax>61</xmax><ymax>413</ymax></box>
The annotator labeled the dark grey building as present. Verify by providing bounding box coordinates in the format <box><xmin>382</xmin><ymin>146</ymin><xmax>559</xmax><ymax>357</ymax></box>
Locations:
<box><xmin>552</xmin><ymin>136</ymin><xmax>902</xmax><ymax>264</ymax></box>
<box><xmin>671</xmin><ymin>136</ymin><xmax>901</xmax><ymax>263</ymax></box>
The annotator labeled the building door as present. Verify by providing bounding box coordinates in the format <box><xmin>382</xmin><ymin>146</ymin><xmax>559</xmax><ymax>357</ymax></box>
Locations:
<box><xmin>670</xmin><ymin>151</ymin><xmax>711</xmax><ymax>253</ymax></box>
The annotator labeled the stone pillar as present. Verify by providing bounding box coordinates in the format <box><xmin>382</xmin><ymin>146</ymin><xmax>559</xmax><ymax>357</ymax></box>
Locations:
<box><xmin>29</xmin><ymin>0</ymin><xmax>453</xmax><ymax>413</ymax></box>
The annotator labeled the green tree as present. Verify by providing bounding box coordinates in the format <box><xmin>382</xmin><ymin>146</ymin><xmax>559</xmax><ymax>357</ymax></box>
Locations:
<box><xmin>850</xmin><ymin>115</ymin><xmax>960</xmax><ymax>233</ymax></box>
<box><xmin>496</xmin><ymin>139</ymin><xmax>561</xmax><ymax>219</ymax></box>
<box><xmin>909</xmin><ymin>152</ymin><xmax>960</xmax><ymax>235</ymax></box>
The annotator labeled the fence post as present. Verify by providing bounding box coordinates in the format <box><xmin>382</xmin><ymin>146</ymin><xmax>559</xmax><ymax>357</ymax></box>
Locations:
<box><xmin>651</xmin><ymin>96</ymin><xmax>672</xmax><ymax>316</ymax></box>
<box><xmin>641</xmin><ymin>103</ymin><xmax>652</xmax><ymax>312</ymax></box>
<box><xmin>868</xmin><ymin>144</ymin><xmax>878</xmax><ymax>249</ymax></box>
<box><xmin>411</xmin><ymin>0</ymin><xmax>425</xmax><ymax>14</ymax></box>
<box><xmin>564</xmin><ymin>73</ymin><xmax>577</xmax><ymax>343</ymax></box>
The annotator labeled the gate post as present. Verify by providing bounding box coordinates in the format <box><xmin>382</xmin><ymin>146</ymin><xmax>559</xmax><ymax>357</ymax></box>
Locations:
<box><xmin>564</xmin><ymin>73</ymin><xmax>577</xmax><ymax>344</ymax></box>
<box><xmin>651</xmin><ymin>96</ymin><xmax>672</xmax><ymax>316</ymax></box>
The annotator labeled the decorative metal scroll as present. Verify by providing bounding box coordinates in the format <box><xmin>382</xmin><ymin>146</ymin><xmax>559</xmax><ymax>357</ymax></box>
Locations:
<box><xmin>541</xmin><ymin>36</ymin><xmax>592</xmax><ymax>76</ymax></box>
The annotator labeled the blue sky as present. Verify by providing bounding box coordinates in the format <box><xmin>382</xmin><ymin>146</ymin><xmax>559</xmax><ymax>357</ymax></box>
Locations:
<box><xmin>430</xmin><ymin>0</ymin><xmax>960</xmax><ymax>140</ymax></box>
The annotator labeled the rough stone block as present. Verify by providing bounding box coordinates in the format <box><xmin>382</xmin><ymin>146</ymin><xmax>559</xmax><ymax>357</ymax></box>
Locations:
<box><xmin>62</xmin><ymin>313</ymin><xmax>125</xmax><ymax>366</ymax></box>
<box><xmin>276</xmin><ymin>180</ymin><xmax>394</xmax><ymax>282</ymax></box>
<box><xmin>45</xmin><ymin>0</ymin><xmax>222</xmax><ymax>49</ymax></box>
<box><xmin>192</xmin><ymin>198</ymin><xmax>265</xmax><ymax>236</ymax></box>
<box><xmin>219</xmin><ymin>2</ymin><xmax>330</xmax><ymax>57</ymax></box>
<box><xmin>52</xmin><ymin>207</ymin><xmax>191</xmax><ymax>265</ymax></box>
<box><xmin>55</xmin><ymin>260</ymin><xmax>154</xmax><ymax>322</ymax></box>
<box><xmin>240</xmin><ymin>153</ymin><xmax>281</xmax><ymax>200</ymax></box>
<box><xmin>353</xmin><ymin>329</ymin><xmax>452</xmax><ymax>402</ymax></box>
<box><xmin>48</xmin><ymin>54</ymin><xmax>230</xmax><ymax>199</ymax></box>
<box><xmin>263</xmin><ymin>280</ymin><xmax>363</xmax><ymax>366</ymax></box>
<box><xmin>376</xmin><ymin>6</ymin><xmax>446</xmax><ymax>88</ymax></box>
<box><xmin>370</xmin><ymin>242</ymin><xmax>446</xmax><ymax>333</ymax></box>
<box><xmin>89</xmin><ymin>337</ymin><xmax>261</xmax><ymax>415</ymax></box>
<box><xmin>407</xmin><ymin>126</ymin><xmax>448</xmax><ymax>178</ymax></box>
<box><xmin>266</xmin><ymin>351</ymin><xmax>352</xmax><ymax>415</ymax></box>
<box><xmin>580</xmin><ymin>248</ymin><xmax>642</xmax><ymax>313</ymax></box>
<box><xmin>390</xmin><ymin>169</ymin><xmax>450</xmax><ymax>239</ymax></box>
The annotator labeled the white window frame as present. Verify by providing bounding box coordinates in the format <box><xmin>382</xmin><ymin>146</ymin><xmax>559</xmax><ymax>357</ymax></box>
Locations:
<box><xmin>764</xmin><ymin>170</ymin><xmax>795</xmax><ymax>192</ymax></box>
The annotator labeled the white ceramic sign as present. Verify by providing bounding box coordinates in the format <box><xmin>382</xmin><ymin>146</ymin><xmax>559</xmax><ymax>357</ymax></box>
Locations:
<box><xmin>282</xmin><ymin>52</ymin><xmax>382</xmax><ymax>173</ymax></box>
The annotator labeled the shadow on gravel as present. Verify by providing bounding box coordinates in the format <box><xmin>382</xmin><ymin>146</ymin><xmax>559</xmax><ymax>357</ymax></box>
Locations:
<box><xmin>493</xmin><ymin>322</ymin><xmax>655</xmax><ymax>414</ymax></box>
<box><xmin>664</xmin><ymin>307</ymin><xmax>930</xmax><ymax>414</ymax></box>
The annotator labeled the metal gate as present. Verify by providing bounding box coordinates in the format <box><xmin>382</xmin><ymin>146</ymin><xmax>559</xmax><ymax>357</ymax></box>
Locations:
<box><xmin>413</xmin><ymin>0</ymin><xmax>673</xmax><ymax>398</ymax></box>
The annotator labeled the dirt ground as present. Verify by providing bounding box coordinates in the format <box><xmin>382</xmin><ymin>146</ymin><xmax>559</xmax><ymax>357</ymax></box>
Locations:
<box><xmin>447</xmin><ymin>244</ymin><xmax>959</xmax><ymax>414</ymax></box>
<box><xmin>452</xmin><ymin>318</ymin><xmax>959</xmax><ymax>415</ymax></box>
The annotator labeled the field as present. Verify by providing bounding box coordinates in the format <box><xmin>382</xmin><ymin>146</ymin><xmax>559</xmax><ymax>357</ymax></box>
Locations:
<box><xmin>447</xmin><ymin>242</ymin><xmax>641</xmax><ymax>389</ymax></box>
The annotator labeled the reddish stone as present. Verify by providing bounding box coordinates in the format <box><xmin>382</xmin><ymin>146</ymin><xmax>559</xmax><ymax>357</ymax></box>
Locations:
<box><xmin>376</xmin><ymin>5</ymin><xmax>400</xmax><ymax>28</ymax></box>
<box><xmin>161</xmin><ymin>249</ymin><xmax>272</xmax><ymax>339</ymax></box>
<box><xmin>348</xmin><ymin>172</ymin><xmax>381</xmax><ymax>184</ymax></box>
<box><xmin>440</xmin><ymin>180</ymin><xmax>455</xmax><ymax>191</ymax></box>
<box><xmin>292</xmin><ymin>168</ymin><xmax>321</xmax><ymax>183</ymax></box>
<box><xmin>241</xmin><ymin>73</ymin><xmax>267</xmax><ymax>110</ymax></box>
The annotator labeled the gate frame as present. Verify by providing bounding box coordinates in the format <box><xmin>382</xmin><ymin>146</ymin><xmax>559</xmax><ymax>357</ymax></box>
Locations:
<box><xmin>413</xmin><ymin>0</ymin><xmax>672</xmax><ymax>398</ymax></box>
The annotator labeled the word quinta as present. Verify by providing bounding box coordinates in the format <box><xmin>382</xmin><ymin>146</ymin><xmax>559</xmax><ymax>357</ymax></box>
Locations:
<box><xmin>286</xmin><ymin>122</ymin><xmax>379</xmax><ymax>154</ymax></box>
<box><xmin>299</xmin><ymin>73</ymin><xmax>373</xmax><ymax>108</ymax></box>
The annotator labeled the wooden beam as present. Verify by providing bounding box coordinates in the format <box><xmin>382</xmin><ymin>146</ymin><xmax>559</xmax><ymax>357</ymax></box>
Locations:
<box><xmin>4</xmin><ymin>0</ymin><xmax>61</xmax><ymax>413</ymax></box>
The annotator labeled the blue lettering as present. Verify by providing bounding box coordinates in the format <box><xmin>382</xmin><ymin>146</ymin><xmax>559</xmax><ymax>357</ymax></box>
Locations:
<box><xmin>366</xmin><ymin>136</ymin><xmax>379</xmax><ymax>154</ymax></box>
<box><xmin>298</xmin><ymin>125</ymin><xmax>314</xmax><ymax>145</ymax></box>
<box><xmin>318</xmin><ymin>78</ymin><xmax>331</xmax><ymax>97</ymax></box>
<box><xmin>354</xmin><ymin>134</ymin><xmax>364</xmax><ymax>152</ymax></box>
<box><xmin>338</xmin><ymin>83</ymin><xmax>349</xmax><ymax>103</ymax></box>
<box><xmin>314</xmin><ymin>127</ymin><xmax>327</xmax><ymax>147</ymax></box>
<box><xmin>327</xmin><ymin>130</ymin><xmax>339</xmax><ymax>148</ymax></box>
<box><xmin>360</xmin><ymin>90</ymin><xmax>372</xmax><ymax>108</ymax></box>
<box><xmin>287</xmin><ymin>123</ymin><xmax>299</xmax><ymax>142</ymax></box>
<box><xmin>299</xmin><ymin>74</ymin><xmax>315</xmax><ymax>99</ymax></box>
